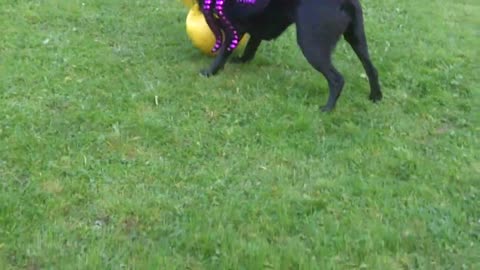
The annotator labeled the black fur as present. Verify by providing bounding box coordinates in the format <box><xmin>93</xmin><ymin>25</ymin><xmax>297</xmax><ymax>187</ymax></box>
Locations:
<box><xmin>197</xmin><ymin>0</ymin><xmax>382</xmax><ymax>112</ymax></box>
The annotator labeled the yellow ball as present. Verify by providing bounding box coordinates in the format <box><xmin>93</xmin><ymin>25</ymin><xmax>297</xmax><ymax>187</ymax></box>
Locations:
<box><xmin>181</xmin><ymin>0</ymin><xmax>196</xmax><ymax>8</ymax></box>
<box><xmin>186</xmin><ymin>4</ymin><xmax>249</xmax><ymax>57</ymax></box>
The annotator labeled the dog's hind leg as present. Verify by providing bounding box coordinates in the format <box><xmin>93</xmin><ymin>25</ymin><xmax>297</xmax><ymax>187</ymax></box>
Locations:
<box><xmin>298</xmin><ymin>41</ymin><xmax>345</xmax><ymax>112</ymax></box>
<box><xmin>342</xmin><ymin>2</ymin><xmax>382</xmax><ymax>102</ymax></box>
<box><xmin>303</xmin><ymin>50</ymin><xmax>345</xmax><ymax>112</ymax></box>
<box><xmin>295</xmin><ymin>8</ymin><xmax>348</xmax><ymax>112</ymax></box>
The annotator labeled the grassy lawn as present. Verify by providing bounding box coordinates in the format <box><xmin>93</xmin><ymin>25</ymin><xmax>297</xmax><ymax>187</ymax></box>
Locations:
<box><xmin>1</xmin><ymin>0</ymin><xmax>479</xmax><ymax>269</ymax></box>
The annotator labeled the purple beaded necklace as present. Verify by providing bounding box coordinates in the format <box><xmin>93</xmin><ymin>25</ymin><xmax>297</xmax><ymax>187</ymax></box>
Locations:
<box><xmin>202</xmin><ymin>0</ymin><xmax>258</xmax><ymax>53</ymax></box>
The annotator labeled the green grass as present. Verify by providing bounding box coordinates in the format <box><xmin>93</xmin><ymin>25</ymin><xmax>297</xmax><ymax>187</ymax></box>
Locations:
<box><xmin>1</xmin><ymin>0</ymin><xmax>479</xmax><ymax>269</ymax></box>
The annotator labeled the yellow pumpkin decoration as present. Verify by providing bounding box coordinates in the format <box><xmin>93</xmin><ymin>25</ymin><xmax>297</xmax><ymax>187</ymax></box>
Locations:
<box><xmin>186</xmin><ymin>4</ymin><xmax>249</xmax><ymax>57</ymax></box>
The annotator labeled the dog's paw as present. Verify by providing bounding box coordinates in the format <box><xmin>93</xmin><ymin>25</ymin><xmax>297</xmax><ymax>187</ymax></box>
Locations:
<box><xmin>199</xmin><ymin>69</ymin><xmax>214</xmax><ymax>77</ymax></box>
<box><xmin>320</xmin><ymin>105</ymin><xmax>335</xmax><ymax>112</ymax></box>
<box><xmin>369</xmin><ymin>92</ymin><xmax>383</xmax><ymax>102</ymax></box>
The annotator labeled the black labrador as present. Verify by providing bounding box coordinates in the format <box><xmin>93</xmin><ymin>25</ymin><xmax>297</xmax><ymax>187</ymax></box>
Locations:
<box><xmin>197</xmin><ymin>0</ymin><xmax>382</xmax><ymax>111</ymax></box>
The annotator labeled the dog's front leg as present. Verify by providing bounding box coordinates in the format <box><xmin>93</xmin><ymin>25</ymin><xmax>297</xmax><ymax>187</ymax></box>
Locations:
<box><xmin>200</xmin><ymin>46</ymin><xmax>233</xmax><ymax>77</ymax></box>
<box><xmin>200</xmin><ymin>6</ymin><xmax>240</xmax><ymax>77</ymax></box>
<box><xmin>231</xmin><ymin>36</ymin><xmax>262</xmax><ymax>63</ymax></box>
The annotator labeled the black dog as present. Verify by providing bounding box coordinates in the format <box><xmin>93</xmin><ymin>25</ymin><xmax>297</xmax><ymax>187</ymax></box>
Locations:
<box><xmin>197</xmin><ymin>0</ymin><xmax>382</xmax><ymax>111</ymax></box>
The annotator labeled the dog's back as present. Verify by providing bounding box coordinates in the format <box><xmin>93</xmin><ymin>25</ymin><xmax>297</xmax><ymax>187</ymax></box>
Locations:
<box><xmin>234</xmin><ymin>0</ymin><xmax>361</xmax><ymax>41</ymax></box>
<box><xmin>235</xmin><ymin>0</ymin><xmax>299</xmax><ymax>40</ymax></box>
